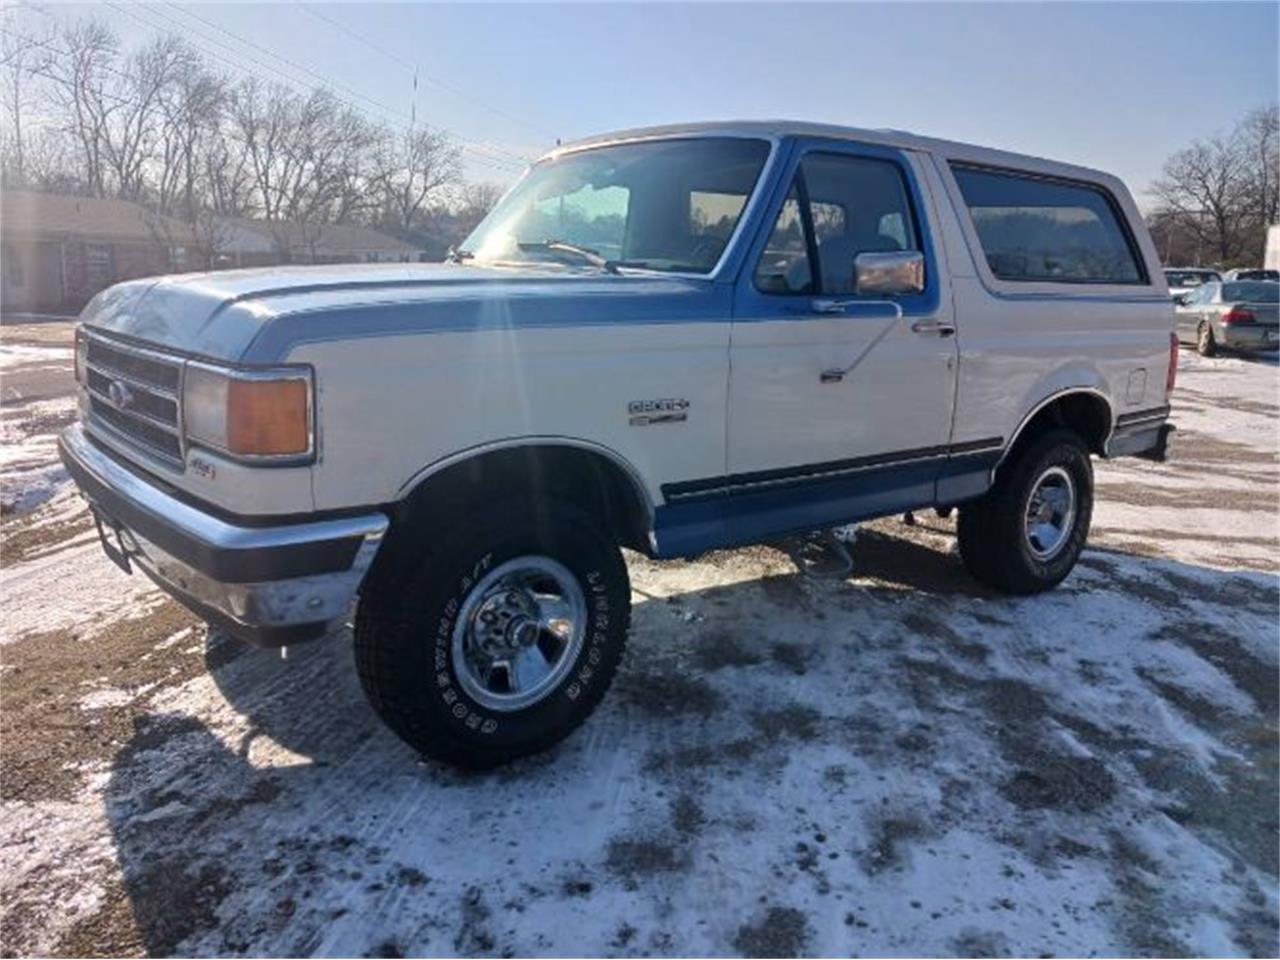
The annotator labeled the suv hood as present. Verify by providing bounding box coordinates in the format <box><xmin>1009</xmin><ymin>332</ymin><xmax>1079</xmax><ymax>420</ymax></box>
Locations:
<box><xmin>81</xmin><ymin>262</ymin><xmax>719</xmax><ymax>363</ymax></box>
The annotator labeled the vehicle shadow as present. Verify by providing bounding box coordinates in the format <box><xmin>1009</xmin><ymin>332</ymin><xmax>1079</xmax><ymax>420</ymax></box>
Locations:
<box><xmin>100</xmin><ymin>532</ymin><xmax>1279</xmax><ymax>957</ymax></box>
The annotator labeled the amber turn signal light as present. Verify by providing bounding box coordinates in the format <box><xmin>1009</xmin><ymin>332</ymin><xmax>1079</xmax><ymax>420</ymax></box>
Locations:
<box><xmin>225</xmin><ymin>377</ymin><xmax>311</xmax><ymax>456</ymax></box>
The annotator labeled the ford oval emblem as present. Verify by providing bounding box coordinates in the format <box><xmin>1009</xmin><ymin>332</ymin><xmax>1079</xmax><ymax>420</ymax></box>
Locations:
<box><xmin>108</xmin><ymin>380</ymin><xmax>135</xmax><ymax>410</ymax></box>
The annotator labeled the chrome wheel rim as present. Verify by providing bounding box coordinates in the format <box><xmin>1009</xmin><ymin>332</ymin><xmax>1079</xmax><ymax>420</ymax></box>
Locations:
<box><xmin>451</xmin><ymin>556</ymin><xmax>586</xmax><ymax>712</ymax></box>
<box><xmin>1023</xmin><ymin>466</ymin><xmax>1076</xmax><ymax>561</ymax></box>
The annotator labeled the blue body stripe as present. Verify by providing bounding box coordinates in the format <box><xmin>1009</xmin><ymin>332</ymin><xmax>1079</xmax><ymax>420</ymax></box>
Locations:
<box><xmin>651</xmin><ymin>447</ymin><xmax>1001</xmax><ymax>558</ymax></box>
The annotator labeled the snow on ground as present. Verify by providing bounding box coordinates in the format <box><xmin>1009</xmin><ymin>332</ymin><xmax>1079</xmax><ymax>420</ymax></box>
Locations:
<box><xmin>1</xmin><ymin>342</ymin><xmax>1277</xmax><ymax>958</ymax></box>
<box><xmin>1</xmin><ymin>331</ymin><xmax>76</xmax><ymax>515</ymax></box>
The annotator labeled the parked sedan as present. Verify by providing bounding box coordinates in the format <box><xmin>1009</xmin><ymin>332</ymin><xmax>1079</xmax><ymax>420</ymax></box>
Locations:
<box><xmin>1175</xmin><ymin>280</ymin><xmax>1280</xmax><ymax>356</ymax></box>
<box><xmin>1164</xmin><ymin>267</ymin><xmax>1221</xmax><ymax>301</ymax></box>
<box><xmin>1222</xmin><ymin>268</ymin><xmax>1280</xmax><ymax>282</ymax></box>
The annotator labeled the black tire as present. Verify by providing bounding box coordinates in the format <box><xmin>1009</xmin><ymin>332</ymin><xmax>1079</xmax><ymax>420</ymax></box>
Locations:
<box><xmin>1197</xmin><ymin>321</ymin><xmax>1218</xmax><ymax>357</ymax></box>
<box><xmin>354</xmin><ymin>499</ymin><xmax>630</xmax><ymax>768</ymax></box>
<box><xmin>957</xmin><ymin>429</ymin><xmax>1093</xmax><ymax>595</ymax></box>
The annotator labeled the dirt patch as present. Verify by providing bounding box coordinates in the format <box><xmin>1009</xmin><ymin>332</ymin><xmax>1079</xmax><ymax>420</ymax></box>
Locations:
<box><xmin>769</xmin><ymin>640</ymin><xmax>810</xmax><ymax>675</ymax></box>
<box><xmin>1076</xmin><ymin>554</ymin><xmax>1188</xmax><ymax>608</ymax></box>
<box><xmin>604</xmin><ymin>836</ymin><xmax>688</xmax><ymax>883</ymax></box>
<box><xmin>691</xmin><ymin>628</ymin><xmax>764</xmax><ymax>671</ymax></box>
<box><xmin>733</xmin><ymin>906</ymin><xmax>810</xmax><ymax>959</ymax></box>
<box><xmin>1000</xmin><ymin>752</ymin><xmax>1116</xmax><ymax>812</ymax></box>
<box><xmin>1096</xmin><ymin>481</ymin><xmax>1280</xmax><ymax>513</ymax></box>
<box><xmin>0</xmin><ymin>602</ymin><xmax>201</xmax><ymax>802</ymax></box>
<box><xmin>670</xmin><ymin>793</ymin><xmax>705</xmax><ymax>837</ymax></box>
<box><xmin>643</xmin><ymin>737</ymin><xmax>761</xmax><ymax>774</ymax></box>
<box><xmin>851</xmin><ymin>528</ymin><xmax>992</xmax><ymax>598</ymax></box>
<box><xmin>614</xmin><ymin>664</ymin><xmax>724</xmax><ymax>718</ymax></box>
<box><xmin>902</xmin><ymin>610</ymin><xmax>989</xmax><ymax>662</ymax></box>
<box><xmin>1137</xmin><ymin>667</ymin><xmax>1228</xmax><ymax>728</ymax></box>
<box><xmin>1</xmin><ymin>506</ymin><xmax>94</xmax><ymax>565</ymax></box>
<box><xmin>1173</xmin><ymin>430</ymin><xmax>1279</xmax><ymax>466</ymax></box>
<box><xmin>1156</xmin><ymin>569</ymin><xmax>1280</xmax><ymax>615</ymax></box>
<box><xmin>861</xmin><ymin>811</ymin><xmax>928</xmax><ymax>874</ymax></box>
<box><xmin>751</xmin><ymin>704</ymin><xmax>822</xmax><ymax>742</ymax></box>
<box><xmin>1148</xmin><ymin>620</ymin><xmax>1279</xmax><ymax>716</ymax></box>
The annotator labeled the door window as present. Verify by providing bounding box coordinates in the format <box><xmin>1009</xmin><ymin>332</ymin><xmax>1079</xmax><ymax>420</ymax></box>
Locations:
<box><xmin>752</xmin><ymin>183</ymin><xmax>812</xmax><ymax>293</ymax></box>
<box><xmin>753</xmin><ymin>152</ymin><xmax>920</xmax><ymax>295</ymax></box>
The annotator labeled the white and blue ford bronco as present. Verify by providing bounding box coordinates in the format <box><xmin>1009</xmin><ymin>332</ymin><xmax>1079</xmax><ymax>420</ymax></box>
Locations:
<box><xmin>60</xmin><ymin>121</ymin><xmax>1175</xmax><ymax>767</ymax></box>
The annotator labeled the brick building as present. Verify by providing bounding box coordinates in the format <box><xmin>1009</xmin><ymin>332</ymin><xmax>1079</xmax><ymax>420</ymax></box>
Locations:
<box><xmin>1</xmin><ymin>190</ymin><xmax>195</xmax><ymax>314</ymax></box>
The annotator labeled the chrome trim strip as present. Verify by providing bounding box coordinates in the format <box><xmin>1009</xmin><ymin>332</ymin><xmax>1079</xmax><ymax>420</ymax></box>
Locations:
<box><xmin>664</xmin><ymin>441</ymin><xmax>1006</xmax><ymax>502</ymax></box>
<box><xmin>995</xmin><ymin>387</ymin><xmax>1115</xmax><ymax>473</ymax></box>
<box><xmin>63</xmin><ymin>422</ymin><xmax>385</xmax><ymax>552</ymax></box>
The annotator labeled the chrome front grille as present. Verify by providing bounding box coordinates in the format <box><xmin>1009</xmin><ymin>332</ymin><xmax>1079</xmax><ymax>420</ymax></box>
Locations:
<box><xmin>82</xmin><ymin>333</ymin><xmax>185</xmax><ymax>468</ymax></box>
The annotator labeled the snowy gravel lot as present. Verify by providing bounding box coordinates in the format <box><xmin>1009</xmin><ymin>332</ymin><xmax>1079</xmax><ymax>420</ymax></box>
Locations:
<box><xmin>1</xmin><ymin>323</ymin><xmax>1277</xmax><ymax>958</ymax></box>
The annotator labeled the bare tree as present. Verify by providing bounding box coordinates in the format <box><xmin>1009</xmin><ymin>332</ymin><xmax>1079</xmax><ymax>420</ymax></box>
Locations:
<box><xmin>38</xmin><ymin>21</ymin><xmax>119</xmax><ymax>196</ymax></box>
<box><xmin>1149</xmin><ymin>104</ymin><xmax>1280</xmax><ymax>267</ymax></box>
<box><xmin>154</xmin><ymin>41</ymin><xmax>225</xmax><ymax>221</ymax></box>
<box><xmin>374</xmin><ymin>126</ymin><xmax>461</xmax><ymax>233</ymax></box>
<box><xmin>1237</xmin><ymin>104</ymin><xmax>1279</xmax><ymax>232</ymax></box>
<box><xmin>0</xmin><ymin>26</ymin><xmax>49</xmax><ymax>185</ymax></box>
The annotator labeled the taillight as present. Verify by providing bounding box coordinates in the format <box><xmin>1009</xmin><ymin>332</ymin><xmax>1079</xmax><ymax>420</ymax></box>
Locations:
<box><xmin>1222</xmin><ymin>307</ymin><xmax>1255</xmax><ymax>325</ymax></box>
<box><xmin>1166</xmin><ymin>333</ymin><xmax>1177</xmax><ymax>396</ymax></box>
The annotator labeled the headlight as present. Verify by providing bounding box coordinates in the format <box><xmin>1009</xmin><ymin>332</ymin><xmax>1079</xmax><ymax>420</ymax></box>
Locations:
<box><xmin>183</xmin><ymin>363</ymin><xmax>313</xmax><ymax>461</ymax></box>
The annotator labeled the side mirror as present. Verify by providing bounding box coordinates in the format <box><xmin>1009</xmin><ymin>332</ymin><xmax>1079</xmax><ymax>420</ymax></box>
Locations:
<box><xmin>1173</xmin><ymin>294</ymin><xmax>1189</xmax><ymax>306</ymax></box>
<box><xmin>855</xmin><ymin>250</ymin><xmax>925</xmax><ymax>295</ymax></box>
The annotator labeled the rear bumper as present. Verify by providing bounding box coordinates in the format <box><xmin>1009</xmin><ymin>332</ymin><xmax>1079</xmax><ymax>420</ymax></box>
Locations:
<box><xmin>1218</xmin><ymin>323</ymin><xmax>1280</xmax><ymax>351</ymax></box>
<box><xmin>58</xmin><ymin>423</ymin><xmax>387</xmax><ymax>646</ymax></box>
<box><xmin>1106</xmin><ymin>407</ymin><xmax>1173</xmax><ymax>463</ymax></box>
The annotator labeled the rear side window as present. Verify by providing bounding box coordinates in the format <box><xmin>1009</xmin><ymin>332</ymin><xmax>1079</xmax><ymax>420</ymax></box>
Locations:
<box><xmin>951</xmin><ymin>165</ymin><xmax>1144</xmax><ymax>284</ymax></box>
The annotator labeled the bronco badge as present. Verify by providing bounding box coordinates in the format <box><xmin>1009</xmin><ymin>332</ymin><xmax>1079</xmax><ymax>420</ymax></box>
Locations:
<box><xmin>628</xmin><ymin>398</ymin><xmax>689</xmax><ymax>426</ymax></box>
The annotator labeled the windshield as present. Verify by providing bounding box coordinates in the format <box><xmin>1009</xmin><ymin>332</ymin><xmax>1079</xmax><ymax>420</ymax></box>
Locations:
<box><xmin>459</xmin><ymin>137</ymin><xmax>772</xmax><ymax>274</ymax></box>
<box><xmin>1223</xmin><ymin>281</ymin><xmax>1279</xmax><ymax>303</ymax></box>
<box><xmin>1165</xmin><ymin>269</ymin><xmax>1219</xmax><ymax>287</ymax></box>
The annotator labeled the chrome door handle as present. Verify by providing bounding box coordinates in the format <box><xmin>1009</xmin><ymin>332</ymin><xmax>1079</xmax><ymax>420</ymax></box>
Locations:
<box><xmin>911</xmin><ymin>319</ymin><xmax>955</xmax><ymax>337</ymax></box>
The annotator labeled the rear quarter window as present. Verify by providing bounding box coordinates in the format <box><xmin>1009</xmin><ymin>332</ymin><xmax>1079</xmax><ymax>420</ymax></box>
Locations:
<box><xmin>951</xmin><ymin>164</ymin><xmax>1145</xmax><ymax>285</ymax></box>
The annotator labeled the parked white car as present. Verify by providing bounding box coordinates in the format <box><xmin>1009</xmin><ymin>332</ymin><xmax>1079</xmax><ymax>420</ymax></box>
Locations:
<box><xmin>1164</xmin><ymin>267</ymin><xmax>1221</xmax><ymax>302</ymax></box>
<box><xmin>61</xmin><ymin>122</ymin><xmax>1176</xmax><ymax>767</ymax></box>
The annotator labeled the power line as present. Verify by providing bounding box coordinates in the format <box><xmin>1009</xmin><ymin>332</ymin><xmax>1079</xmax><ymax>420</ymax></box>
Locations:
<box><xmin>147</xmin><ymin>0</ymin><xmax>536</xmax><ymax>169</ymax></box>
<box><xmin>295</xmin><ymin>1</ymin><xmax>557</xmax><ymax>143</ymax></box>
<box><xmin>93</xmin><ymin>0</ymin><xmax>528</xmax><ymax>175</ymax></box>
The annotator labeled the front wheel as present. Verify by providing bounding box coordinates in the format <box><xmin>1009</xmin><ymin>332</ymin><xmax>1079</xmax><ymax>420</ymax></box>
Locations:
<box><xmin>1197</xmin><ymin>321</ymin><xmax>1218</xmax><ymax>357</ymax></box>
<box><xmin>957</xmin><ymin>430</ymin><xmax>1093</xmax><ymax>595</ymax></box>
<box><xmin>355</xmin><ymin>500</ymin><xmax>631</xmax><ymax>768</ymax></box>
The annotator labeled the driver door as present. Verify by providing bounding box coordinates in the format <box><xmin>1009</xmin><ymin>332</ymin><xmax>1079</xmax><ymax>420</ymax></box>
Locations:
<box><xmin>723</xmin><ymin>139</ymin><xmax>959</xmax><ymax>542</ymax></box>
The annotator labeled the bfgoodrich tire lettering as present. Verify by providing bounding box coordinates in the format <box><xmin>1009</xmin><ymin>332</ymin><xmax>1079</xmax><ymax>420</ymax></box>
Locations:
<box><xmin>957</xmin><ymin>429</ymin><xmax>1093</xmax><ymax>595</ymax></box>
<box><xmin>355</xmin><ymin>500</ymin><xmax>630</xmax><ymax>768</ymax></box>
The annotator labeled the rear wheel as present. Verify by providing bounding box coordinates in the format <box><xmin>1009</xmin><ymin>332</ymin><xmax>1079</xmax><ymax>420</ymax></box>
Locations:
<box><xmin>1196</xmin><ymin>321</ymin><xmax>1218</xmax><ymax>357</ymax></box>
<box><xmin>355</xmin><ymin>499</ymin><xmax>630</xmax><ymax>768</ymax></box>
<box><xmin>957</xmin><ymin>430</ymin><xmax>1093</xmax><ymax>595</ymax></box>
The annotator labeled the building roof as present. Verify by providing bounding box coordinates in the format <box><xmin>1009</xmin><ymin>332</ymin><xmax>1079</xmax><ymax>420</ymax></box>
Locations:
<box><xmin>0</xmin><ymin>190</ymin><xmax>195</xmax><ymax>244</ymax></box>
<box><xmin>218</xmin><ymin>217</ymin><xmax>420</xmax><ymax>255</ymax></box>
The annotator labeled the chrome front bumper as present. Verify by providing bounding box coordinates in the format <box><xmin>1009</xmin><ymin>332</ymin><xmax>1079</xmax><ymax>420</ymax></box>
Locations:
<box><xmin>58</xmin><ymin>423</ymin><xmax>387</xmax><ymax>646</ymax></box>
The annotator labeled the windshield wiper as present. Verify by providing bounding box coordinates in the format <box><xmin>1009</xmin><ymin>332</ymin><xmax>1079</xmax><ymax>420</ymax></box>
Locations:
<box><xmin>517</xmin><ymin>239</ymin><xmax>620</xmax><ymax>274</ymax></box>
<box><xmin>446</xmin><ymin>246</ymin><xmax>474</xmax><ymax>263</ymax></box>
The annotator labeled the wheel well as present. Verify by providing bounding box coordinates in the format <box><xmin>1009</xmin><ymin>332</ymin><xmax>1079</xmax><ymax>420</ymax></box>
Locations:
<box><xmin>372</xmin><ymin>445</ymin><xmax>651</xmax><ymax>581</ymax></box>
<box><xmin>1006</xmin><ymin>392</ymin><xmax>1112</xmax><ymax>461</ymax></box>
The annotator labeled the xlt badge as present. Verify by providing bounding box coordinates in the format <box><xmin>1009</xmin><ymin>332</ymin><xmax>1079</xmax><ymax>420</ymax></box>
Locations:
<box><xmin>628</xmin><ymin>398</ymin><xmax>689</xmax><ymax>426</ymax></box>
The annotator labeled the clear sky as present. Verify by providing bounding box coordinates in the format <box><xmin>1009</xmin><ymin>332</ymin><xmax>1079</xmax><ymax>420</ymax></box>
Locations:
<box><xmin>21</xmin><ymin>1</ymin><xmax>1280</xmax><ymax>206</ymax></box>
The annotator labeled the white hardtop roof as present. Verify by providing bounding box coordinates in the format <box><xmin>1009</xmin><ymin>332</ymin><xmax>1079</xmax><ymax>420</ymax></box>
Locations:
<box><xmin>545</xmin><ymin>120</ymin><xmax>1122</xmax><ymax>190</ymax></box>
